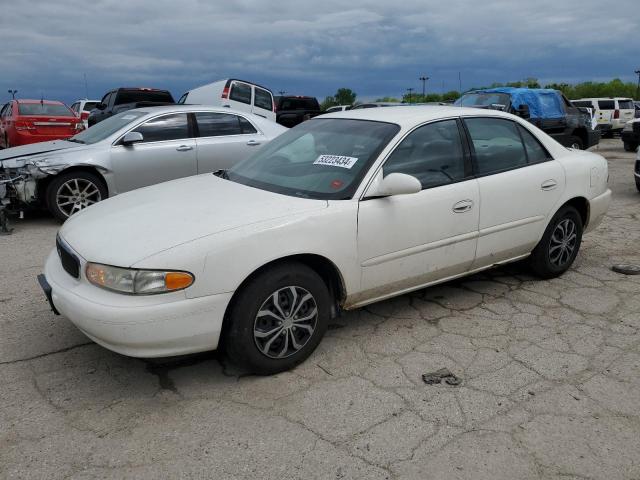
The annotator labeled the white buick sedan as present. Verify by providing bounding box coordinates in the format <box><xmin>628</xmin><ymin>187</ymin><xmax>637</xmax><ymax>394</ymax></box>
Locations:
<box><xmin>40</xmin><ymin>107</ymin><xmax>611</xmax><ymax>374</ymax></box>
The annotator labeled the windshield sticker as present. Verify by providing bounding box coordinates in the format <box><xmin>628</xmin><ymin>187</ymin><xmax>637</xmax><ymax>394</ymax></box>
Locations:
<box><xmin>121</xmin><ymin>115</ymin><xmax>137</xmax><ymax>120</ymax></box>
<box><xmin>313</xmin><ymin>155</ymin><xmax>358</xmax><ymax>169</ymax></box>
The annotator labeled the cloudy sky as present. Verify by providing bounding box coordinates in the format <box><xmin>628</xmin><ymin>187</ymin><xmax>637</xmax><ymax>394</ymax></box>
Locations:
<box><xmin>1</xmin><ymin>0</ymin><xmax>638</xmax><ymax>104</ymax></box>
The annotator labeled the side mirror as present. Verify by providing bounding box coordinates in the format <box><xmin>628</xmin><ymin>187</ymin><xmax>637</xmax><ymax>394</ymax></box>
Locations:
<box><xmin>516</xmin><ymin>104</ymin><xmax>530</xmax><ymax>119</ymax></box>
<box><xmin>121</xmin><ymin>131</ymin><xmax>143</xmax><ymax>146</ymax></box>
<box><xmin>365</xmin><ymin>172</ymin><xmax>421</xmax><ymax>198</ymax></box>
<box><xmin>95</xmin><ymin>103</ymin><xmax>106</xmax><ymax>110</ymax></box>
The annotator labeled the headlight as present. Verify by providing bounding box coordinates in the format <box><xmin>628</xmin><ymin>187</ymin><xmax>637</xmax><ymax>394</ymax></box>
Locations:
<box><xmin>85</xmin><ymin>263</ymin><xmax>194</xmax><ymax>295</ymax></box>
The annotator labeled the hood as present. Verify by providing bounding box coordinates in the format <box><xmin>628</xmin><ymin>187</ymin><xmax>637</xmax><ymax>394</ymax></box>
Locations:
<box><xmin>59</xmin><ymin>174</ymin><xmax>328</xmax><ymax>266</ymax></box>
<box><xmin>0</xmin><ymin>140</ymin><xmax>80</xmax><ymax>163</ymax></box>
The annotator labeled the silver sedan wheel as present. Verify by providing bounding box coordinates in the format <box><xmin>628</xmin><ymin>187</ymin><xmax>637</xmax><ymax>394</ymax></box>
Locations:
<box><xmin>55</xmin><ymin>178</ymin><xmax>102</xmax><ymax>217</ymax></box>
<box><xmin>549</xmin><ymin>218</ymin><xmax>577</xmax><ymax>267</ymax></box>
<box><xmin>253</xmin><ymin>286</ymin><xmax>318</xmax><ymax>359</ymax></box>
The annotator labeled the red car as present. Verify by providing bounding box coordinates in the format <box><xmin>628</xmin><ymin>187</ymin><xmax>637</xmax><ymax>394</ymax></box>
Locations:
<box><xmin>0</xmin><ymin>99</ymin><xmax>84</xmax><ymax>148</ymax></box>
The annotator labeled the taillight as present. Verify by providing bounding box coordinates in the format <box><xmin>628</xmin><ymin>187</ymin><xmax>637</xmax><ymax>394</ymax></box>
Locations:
<box><xmin>614</xmin><ymin>109</ymin><xmax>620</xmax><ymax>119</ymax></box>
<box><xmin>81</xmin><ymin>112</ymin><xmax>89</xmax><ymax>120</ymax></box>
<box><xmin>15</xmin><ymin>120</ymin><xmax>35</xmax><ymax>131</ymax></box>
<box><xmin>273</xmin><ymin>103</ymin><xmax>277</xmax><ymax>112</ymax></box>
<box><xmin>221</xmin><ymin>87</ymin><xmax>229</xmax><ymax>99</ymax></box>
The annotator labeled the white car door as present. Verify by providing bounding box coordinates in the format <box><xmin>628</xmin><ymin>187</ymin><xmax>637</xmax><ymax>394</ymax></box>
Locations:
<box><xmin>225</xmin><ymin>81</ymin><xmax>254</xmax><ymax>115</ymax></box>
<box><xmin>463</xmin><ymin>117</ymin><xmax>566</xmax><ymax>269</ymax></box>
<box><xmin>252</xmin><ymin>86</ymin><xmax>276</xmax><ymax>122</ymax></box>
<box><xmin>357</xmin><ymin>119</ymin><xmax>480</xmax><ymax>300</ymax></box>
<box><xmin>194</xmin><ymin>112</ymin><xmax>265</xmax><ymax>173</ymax></box>
<box><xmin>110</xmin><ymin>113</ymin><xmax>197</xmax><ymax>193</ymax></box>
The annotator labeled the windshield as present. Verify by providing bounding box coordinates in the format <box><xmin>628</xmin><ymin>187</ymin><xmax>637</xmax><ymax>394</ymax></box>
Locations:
<box><xmin>454</xmin><ymin>93</ymin><xmax>511</xmax><ymax>108</ymax></box>
<box><xmin>69</xmin><ymin>111</ymin><xmax>147</xmax><ymax>144</ymax></box>
<box><xmin>227</xmin><ymin>118</ymin><xmax>400</xmax><ymax>199</ymax></box>
<box><xmin>18</xmin><ymin>103</ymin><xmax>73</xmax><ymax>116</ymax></box>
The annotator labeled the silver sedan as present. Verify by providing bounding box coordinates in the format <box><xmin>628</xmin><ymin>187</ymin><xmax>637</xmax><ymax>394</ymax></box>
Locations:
<box><xmin>0</xmin><ymin>106</ymin><xmax>287</xmax><ymax>220</ymax></box>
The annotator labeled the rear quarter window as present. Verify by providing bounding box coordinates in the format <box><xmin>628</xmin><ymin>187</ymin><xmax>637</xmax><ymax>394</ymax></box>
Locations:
<box><xmin>598</xmin><ymin>100</ymin><xmax>615</xmax><ymax>110</ymax></box>
<box><xmin>618</xmin><ymin>100</ymin><xmax>634</xmax><ymax>110</ymax></box>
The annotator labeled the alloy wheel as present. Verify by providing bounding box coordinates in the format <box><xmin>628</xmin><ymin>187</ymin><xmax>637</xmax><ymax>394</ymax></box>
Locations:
<box><xmin>55</xmin><ymin>178</ymin><xmax>102</xmax><ymax>217</ymax></box>
<box><xmin>253</xmin><ymin>286</ymin><xmax>318</xmax><ymax>359</ymax></box>
<box><xmin>549</xmin><ymin>218</ymin><xmax>577</xmax><ymax>267</ymax></box>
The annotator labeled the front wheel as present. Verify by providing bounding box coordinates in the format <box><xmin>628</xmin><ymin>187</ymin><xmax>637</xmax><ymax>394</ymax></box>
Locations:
<box><xmin>224</xmin><ymin>262</ymin><xmax>331</xmax><ymax>375</ymax></box>
<box><xmin>568</xmin><ymin>135</ymin><xmax>584</xmax><ymax>150</ymax></box>
<box><xmin>529</xmin><ymin>205</ymin><xmax>583</xmax><ymax>279</ymax></box>
<box><xmin>46</xmin><ymin>171</ymin><xmax>107</xmax><ymax>222</ymax></box>
<box><xmin>623</xmin><ymin>142</ymin><xmax>638</xmax><ymax>152</ymax></box>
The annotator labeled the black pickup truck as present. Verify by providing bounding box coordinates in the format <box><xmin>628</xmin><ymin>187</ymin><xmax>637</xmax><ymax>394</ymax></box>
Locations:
<box><xmin>455</xmin><ymin>88</ymin><xmax>599</xmax><ymax>150</ymax></box>
<box><xmin>87</xmin><ymin>87</ymin><xmax>175</xmax><ymax>126</ymax></box>
<box><xmin>274</xmin><ymin>96</ymin><xmax>321</xmax><ymax>128</ymax></box>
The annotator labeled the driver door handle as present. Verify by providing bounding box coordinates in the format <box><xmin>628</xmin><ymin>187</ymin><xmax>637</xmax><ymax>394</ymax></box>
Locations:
<box><xmin>452</xmin><ymin>199</ymin><xmax>474</xmax><ymax>213</ymax></box>
<box><xmin>541</xmin><ymin>179</ymin><xmax>557</xmax><ymax>191</ymax></box>
<box><xmin>246</xmin><ymin>139</ymin><xmax>261</xmax><ymax>146</ymax></box>
<box><xmin>176</xmin><ymin>145</ymin><xmax>193</xmax><ymax>152</ymax></box>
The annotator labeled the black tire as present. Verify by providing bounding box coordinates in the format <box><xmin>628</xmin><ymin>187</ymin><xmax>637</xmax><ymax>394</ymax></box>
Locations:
<box><xmin>224</xmin><ymin>262</ymin><xmax>331</xmax><ymax>375</ymax></box>
<box><xmin>46</xmin><ymin>171</ymin><xmax>108</xmax><ymax>222</ymax></box>
<box><xmin>568</xmin><ymin>135</ymin><xmax>584</xmax><ymax>150</ymax></box>
<box><xmin>529</xmin><ymin>205</ymin><xmax>583</xmax><ymax>279</ymax></box>
<box><xmin>624</xmin><ymin>142</ymin><xmax>638</xmax><ymax>152</ymax></box>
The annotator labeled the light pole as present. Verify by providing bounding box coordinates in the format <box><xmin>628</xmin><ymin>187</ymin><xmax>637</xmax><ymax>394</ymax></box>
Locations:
<box><xmin>419</xmin><ymin>76</ymin><xmax>429</xmax><ymax>98</ymax></box>
<box><xmin>8</xmin><ymin>89</ymin><xmax>17</xmax><ymax>100</ymax></box>
<box><xmin>635</xmin><ymin>70</ymin><xmax>640</xmax><ymax>100</ymax></box>
<box><xmin>407</xmin><ymin>88</ymin><xmax>414</xmax><ymax>104</ymax></box>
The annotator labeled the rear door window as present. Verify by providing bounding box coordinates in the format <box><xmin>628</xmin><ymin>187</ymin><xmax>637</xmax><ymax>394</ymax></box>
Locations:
<box><xmin>254</xmin><ymin>87</ymin><xmax>273</xmax><ymax>111</ymax></box>
<box><xmin>229</xmin><ymin>82</ymin><xmax>252</xmax><ymax>105</ymax></box>
<box><xmin>598</xmin><ymin>100</ymin><xmax>615</xmax><ymax>110</ymax></box>
<box><xmin>238</xmin><ymin>116</ymin><xmax>257</xmax><ymax>134</ymax></box>
<box><xmin>195</xmin><ymin>112</ymin><xmax>242</xmax><ymax>136</ymax></box>
<box><xmin>465</xmin><ymin>117</ymin><xmax>527</xmax><ymax>175</ymax></box>
<box><xmin>131</xmin><ymin>113</ymin><xmax>190</xmax><ymax>143</ymax></box>
<box><xmin>518</xmin><ymin>125</ymin><xmax>552</xmax><ymax>164</ymax></box>
<box><xmin>383</xmin><ymin>119</ymin><xmax>467</xmax><ymax>189</ymax></box>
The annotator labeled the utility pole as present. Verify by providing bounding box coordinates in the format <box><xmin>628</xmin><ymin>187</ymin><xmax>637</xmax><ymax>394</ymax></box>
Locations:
<box><xmin>635</xmin><ymin>70</ymin><xmax>640</xmax><ymax>100</ymax></box>
<box><xmin>407</xmin><ymin>88</ymin><xmax>414</xmax><ymax>104</ymax></box>
<box><xmin>7</xmin><ymin>89</ymin><xmax>17</xmax><ymax>100</ymax></box>
<box><xmin>419</xmin><ymin>76</ymin><xmax>429</xmax><ymax>98</ymax></box>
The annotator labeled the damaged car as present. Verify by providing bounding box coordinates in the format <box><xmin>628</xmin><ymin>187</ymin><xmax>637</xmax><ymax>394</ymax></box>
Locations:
<box><xmin>0</xmin><ymin>106</ymin><xmax>286</xmax><ymax>221</ymax></box>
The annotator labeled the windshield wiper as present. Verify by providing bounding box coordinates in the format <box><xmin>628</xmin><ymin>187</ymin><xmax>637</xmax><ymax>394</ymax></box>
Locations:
<box><xmin>213</xmin><ymin>169</ymin><xmax>228</xmax><ymax>179</ymax></box>
<box><xmin>66</xmin><ymin>138</ymin><xmax>85</xmax><ymax>144</ymax></box>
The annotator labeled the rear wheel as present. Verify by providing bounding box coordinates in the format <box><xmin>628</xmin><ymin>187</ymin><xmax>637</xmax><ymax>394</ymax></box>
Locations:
<box><xmin>224</xmin><ymin>262</ymin><xmax>331</xmax><ymax>375</ymax></box>
<box><xmin>529</xmin><ymin>205</ymin><xmax>583</xmax><ymax>279</ymax></box>
<box><xmin>46</xmin><ymin>171</ymin><xmax>107</xmax><ymax>222</ymax></box>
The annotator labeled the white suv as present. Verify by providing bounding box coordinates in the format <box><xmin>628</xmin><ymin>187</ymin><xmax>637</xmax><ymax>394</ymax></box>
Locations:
<box><xmin>69</xmin><ymin>99</ymin><xmax>100</xmax><ymax>128</ymax></box>
<box><xmin>574</xmin><ymin>97</ymin><xmax>635</xmax><ymax>135</ymax></box>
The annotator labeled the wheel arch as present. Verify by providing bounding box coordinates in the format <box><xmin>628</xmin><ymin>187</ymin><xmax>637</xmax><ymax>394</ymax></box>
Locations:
<box><xmin>570</xmin><ymin>128</ymin><xmax>588</xmax><ymax>148</ymax></box>
<box><xmin>38</xmin><ymin>165</ymin><xmax>109</xmax><ymax>205</ymax></box>
<box><xmin>220</xmin><ymin>254</ymin><xmax>346</xmax><ymax>339</ymax></box>
<box><xmin>557</xmin><ymin>196</ymin><xmax>590</xmax><ymax>229</ymax></box>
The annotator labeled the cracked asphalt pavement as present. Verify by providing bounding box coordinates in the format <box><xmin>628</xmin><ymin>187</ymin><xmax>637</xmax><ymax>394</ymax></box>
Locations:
<box><xmin>1</xmin><ymin>139</ymin><xmax>639</xmax><ymax>479</ymax></box>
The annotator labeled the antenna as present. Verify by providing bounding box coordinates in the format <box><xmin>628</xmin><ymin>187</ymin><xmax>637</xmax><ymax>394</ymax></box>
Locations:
<box><xmin>458</xmin><ymin>72</ymin><xmax>462</xmax><ymax>107</ymax></box>
<box><xmin>84</xmin><ymin>73</ymin><xmax>89</xmax><ymax>99</ymax></box>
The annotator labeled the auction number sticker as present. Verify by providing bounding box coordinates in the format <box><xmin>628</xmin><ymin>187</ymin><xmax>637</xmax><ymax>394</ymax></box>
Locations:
<box><xmin>313</xmin><ymin>155</ymin><xmax>358</xmax><ymax>169</ymax></box>
<box><xmin>122</xmin><ymin>115</ymin><xmax>137</xmax><ymax>120</ymax></box>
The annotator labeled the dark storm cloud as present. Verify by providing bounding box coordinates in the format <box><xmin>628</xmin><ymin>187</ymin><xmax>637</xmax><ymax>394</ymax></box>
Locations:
<box><xmin>1</xmin><ymin>0</ymin><xmax>637</xmax><ymax>103</ymax></box>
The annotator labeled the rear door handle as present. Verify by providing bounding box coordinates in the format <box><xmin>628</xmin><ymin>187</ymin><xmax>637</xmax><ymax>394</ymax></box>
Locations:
<box><xmin>452</xmin><ymin>199</ymin><xmax>474</xmax><ymax>213</ymax></box>
<box><xmin>541</xmin><ymin>179</ymin><xmax>557</xmax><ymax>191</ymax></box>
<box><xmin>176</xmin><ymin>145</ymin><xmax>193</xmax><ymax>152</ymax></box>
<box><xmin>246</xmin><ymin>139</ymin><xmax>261</xmax><ymax>146</ymax></box>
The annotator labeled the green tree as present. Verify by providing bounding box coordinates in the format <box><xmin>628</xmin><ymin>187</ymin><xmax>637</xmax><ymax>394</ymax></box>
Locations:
<box><xmin>320</xmin><ymin>96</ymin><xmax>337</xmax><ymax>111</ymax></box>
<box><xmin>334</xmin><ymin>88</ymin><xmax>357</xmax><ymax>105</ymax></box>
<box><xmin>374</xmin><ymin>97</ymin><xmax>400</xmax><ymax>102</ymax></box>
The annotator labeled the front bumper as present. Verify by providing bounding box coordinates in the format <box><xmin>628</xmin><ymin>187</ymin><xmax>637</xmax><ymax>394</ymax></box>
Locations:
<box><xmin>43</xmin><ymin>249</ymin><xmax>233</xmax><ymax>358</ymax></box>
<box><xmin>585</xmin><ymin>188</ymin><xmax>612</xmax><ymax>234</ymax></box>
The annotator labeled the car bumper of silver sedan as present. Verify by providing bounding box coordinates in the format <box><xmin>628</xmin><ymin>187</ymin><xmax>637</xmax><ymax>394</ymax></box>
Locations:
<box><xmin>43</xmin><ymin>250</ymin><xmax>233</xmax><ymax>358</ymax></box>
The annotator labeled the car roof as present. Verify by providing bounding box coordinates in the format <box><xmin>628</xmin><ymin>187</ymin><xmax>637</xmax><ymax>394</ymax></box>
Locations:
<box><xmin>132</xmin><ymin>104</ymin><xmax>263</xmax><ymax>115</ymax></box>
<box><xmin>16</xmin><ymin>99</ymin><xmax>65</xmax><ymax>105</ymax></box>
<box><xmin>318</xmin><ymin>105</ymin><xmax>518</xmax><ymax>127</ymax></box>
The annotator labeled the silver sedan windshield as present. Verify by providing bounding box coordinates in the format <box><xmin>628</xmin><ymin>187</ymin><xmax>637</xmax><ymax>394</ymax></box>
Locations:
<box><xmin>69</xmin><ymin>111</ymin><xmax>147</xmax><ymax>145</ymax></box>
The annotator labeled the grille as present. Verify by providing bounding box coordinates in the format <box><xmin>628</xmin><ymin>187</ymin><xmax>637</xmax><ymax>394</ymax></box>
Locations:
<box><xmin>56</xmin><ymin>236</ymin><xmax>80</xmax><ymax>279</ymax></box>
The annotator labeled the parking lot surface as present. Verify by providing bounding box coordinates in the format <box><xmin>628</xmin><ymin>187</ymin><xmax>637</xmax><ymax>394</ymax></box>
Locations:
<box><xmin>1</xmin><ymin>139</ymin><xmax>639</xmax><ymax>479</ymax></box>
